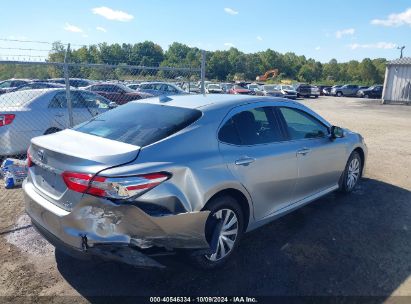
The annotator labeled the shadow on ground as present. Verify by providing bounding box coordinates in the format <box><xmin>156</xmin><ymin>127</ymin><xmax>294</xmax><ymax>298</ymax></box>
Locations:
<box><xmin>55</xmin><ymin>178</ymin><xmax>411</xmax><ymax>298</ymax></box>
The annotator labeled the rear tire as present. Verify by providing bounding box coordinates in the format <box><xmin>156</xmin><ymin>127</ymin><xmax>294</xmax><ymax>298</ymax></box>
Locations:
<box><xmin>339</xmin><ymin>151</ymin><xmax>362</xmax><ymax>193</ymax></box>
<box><xmin>189</xmin><ymin>195</ymin><xmax>244</xmax><ymax>269</ymax></box>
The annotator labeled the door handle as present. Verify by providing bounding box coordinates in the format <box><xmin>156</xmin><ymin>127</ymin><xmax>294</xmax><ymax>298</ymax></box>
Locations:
<box><xmin>55</xmin><ymin>113</ymin><xmax>64</xmax><ymax>118</ymax></box>
<box><xmin>296</xmin><ymin>148</ymin><xmax>311</xmax><ymax>156</ymax></box>
<box><xmin>235</xmin><ymin>157</ymin><xmax>256</xmax><ymax>166</ymax></box>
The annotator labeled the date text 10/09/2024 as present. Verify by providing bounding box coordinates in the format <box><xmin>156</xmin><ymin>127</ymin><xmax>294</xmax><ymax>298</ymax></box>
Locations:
<box><xmin>149</xmin><ymin>297</ymin><xmax>258</xmax><ymax>303</ymax></box>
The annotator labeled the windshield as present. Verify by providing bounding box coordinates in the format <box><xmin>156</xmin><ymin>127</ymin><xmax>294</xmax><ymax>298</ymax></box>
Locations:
<box><xmin>0</xmin><ymin>90</ymin><xmax>45</xmax><ymax>107</ymax></box>
<box><xmin>75</xmin><ymin>103</ymin><xmax>202</xmax><ymax>147</ymax></box>
<box><xmin>281</xmin><ymin>85</ymin><xmax>293</xmax><ymax>90</ymax></box>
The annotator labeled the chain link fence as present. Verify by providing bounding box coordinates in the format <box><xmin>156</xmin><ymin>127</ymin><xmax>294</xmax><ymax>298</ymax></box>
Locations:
<box><xmin>0</xmin><ymin>54</ymin><xmax>205</xmax><ymax>193</ymax></box>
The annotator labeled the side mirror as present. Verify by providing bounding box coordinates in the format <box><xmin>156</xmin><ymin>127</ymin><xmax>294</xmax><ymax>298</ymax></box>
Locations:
<box><xmin>330</xmin><ymin>126</ymin><xmax>344</xmax><ymax>139</ymax></box>
<box><xmin>108</xmin><ymin>101</ymin><xmax>118</xmax><ymax>109</ymax></box>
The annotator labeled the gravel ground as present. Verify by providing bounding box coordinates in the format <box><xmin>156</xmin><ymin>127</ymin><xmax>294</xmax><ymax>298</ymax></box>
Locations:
<box><xmin>0</xmin><ymin>96</ymin><xmax>410</xmax><ymax>300</ymax></box>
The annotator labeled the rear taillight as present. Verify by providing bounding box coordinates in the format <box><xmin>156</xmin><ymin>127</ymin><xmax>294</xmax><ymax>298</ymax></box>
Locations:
<box><xmin>0</xmin><ymin>114</ymin><xmax>15</xmax><ymax>127</ymax></box>
<box><xmin>27</xmin><ymin>149</ymin><xmax>34</xmax><ymax>167</ymax></box>
<box><xmin>62</xmin><ymin>172</ymin><xmax>170</xmax><ymax>199</ymax></box>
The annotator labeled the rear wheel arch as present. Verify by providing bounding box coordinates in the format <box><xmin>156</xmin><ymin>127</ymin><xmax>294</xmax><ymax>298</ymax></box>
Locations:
<box><xmin>204</xmin><ymin>188</ymin><xmax>251</xmax><ymax>232</ymax></box>
<box><xmin>44</xmin><ymin>127</ymin><xmax>61</xmax><ymax>135</ymax></box>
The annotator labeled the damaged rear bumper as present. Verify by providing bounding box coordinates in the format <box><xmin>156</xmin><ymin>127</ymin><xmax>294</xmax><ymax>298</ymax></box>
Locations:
<box><xmin>24</xmin><ymin>180</ymin><xmax>210</xmax><ymax>267</ymax></box>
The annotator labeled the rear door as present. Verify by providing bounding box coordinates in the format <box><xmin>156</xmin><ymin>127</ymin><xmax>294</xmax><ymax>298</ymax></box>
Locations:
<box><xmin>276</xmin><ymin>106</ymin><xmax>346</xmax><ymax>201</ymax></box>
<box><xmin>218</xmin><ymin>104</ymin><xmax>298</xmax><ymax>220</ymax></box>
<box><xmin>47</xmin><ymin>91</ymin><xmax>69</xmax><ymax>129</ymax></box>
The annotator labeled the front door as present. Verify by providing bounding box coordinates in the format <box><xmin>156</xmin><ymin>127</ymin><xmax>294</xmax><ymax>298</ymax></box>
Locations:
<box><xmin>277</xmin><ymin>106</ymin><xmax>346</xmax><ymax>201</ymax></box>
<box><xmin>218</xmin><ymin>105</ymin><xmax>298</xmax><ymax>220</ymax></box>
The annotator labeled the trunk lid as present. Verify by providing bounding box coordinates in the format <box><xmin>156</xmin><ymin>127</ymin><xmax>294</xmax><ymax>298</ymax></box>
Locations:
<box><xmin>29</xmin><ymin>129</ymin><xmax>140</xmax><ymax>209</ymax></box>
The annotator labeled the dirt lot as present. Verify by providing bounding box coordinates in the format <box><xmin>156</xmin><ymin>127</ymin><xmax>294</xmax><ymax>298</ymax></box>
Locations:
<box><xmin>0</xmin><ymin>96</ymin><xmax>410</xmax><ymax>300</ymax></box>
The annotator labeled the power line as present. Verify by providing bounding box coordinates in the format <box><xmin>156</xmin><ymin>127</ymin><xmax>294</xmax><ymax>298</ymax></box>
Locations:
<box><xmin>0</xmin><ymin>38</ymin><xmax>56</xmax><ymax>45</ymax></box>
<box><xmin>0</xmin><ymin>47</ymin><xmax>51</xmax><ymax>52</ymax></box>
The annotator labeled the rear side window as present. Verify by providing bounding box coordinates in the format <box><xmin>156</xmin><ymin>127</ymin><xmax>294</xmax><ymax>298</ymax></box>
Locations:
<box><xmin>75</xmin><ymin>103</ymin><xmax>202</xmax><ymax>147</ymax></box>
<box><xmin>219</xmin><ymin>107</ymin><xmax>284</xmax><ymax>145</ymax></box>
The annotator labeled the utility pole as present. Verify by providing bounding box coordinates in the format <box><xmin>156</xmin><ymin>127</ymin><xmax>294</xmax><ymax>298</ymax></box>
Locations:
<box><xmin>397</xmin><ymin>46</ymin><xmax>405</xmax><ymax>59</ymax></box>
<box><xmin>200</xmin><ymin>50</ymin><xmax>206</xmax><ymax>94</ymax></box>
<box><xmin>63</xmin><ymin>43</ymin><xmax>74</xmax><ymax>128</ymax></box>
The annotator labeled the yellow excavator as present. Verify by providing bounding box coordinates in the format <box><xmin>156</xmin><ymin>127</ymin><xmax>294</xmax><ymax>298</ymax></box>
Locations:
<box><xmin>256</xmin><ymin>69</ymin><xmax>279</xmax><ymax>81</ymax></box>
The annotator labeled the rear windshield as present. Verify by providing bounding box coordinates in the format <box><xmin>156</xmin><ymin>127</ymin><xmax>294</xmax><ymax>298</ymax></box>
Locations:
<box><xmin>75</xmin><ymin>102</ymin><xmax>202</xmax><ymax>147</ymax></box>
<box><xmin>0</xmin><ymin>90</ymin><xmax>45</xmax><ymax>107</ymax></box>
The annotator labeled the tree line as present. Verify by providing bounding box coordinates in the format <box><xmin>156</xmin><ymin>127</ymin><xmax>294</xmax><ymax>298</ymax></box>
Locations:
<box><xmin>0</xmin><ymin>41</ymin><xmax>387</xmax><ymax>85</ymax></box>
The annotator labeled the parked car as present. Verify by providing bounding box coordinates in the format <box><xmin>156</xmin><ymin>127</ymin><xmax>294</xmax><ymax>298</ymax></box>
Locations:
<box><xmin>10</xmin><ymin>82</ymin><xmax>66</xmax><ymax>92</ymax></box>
<box><xmin>228</xmin><ymin>85</ymin><xmax>253</xmax><ymax>95</ymax></box>
<box><xmin>221</xmin><ymin>83</ymin><xmax>234</xmax><ymax>93</ymax></box>
<box><xmin>206</xmin><ymin>84</ymin><xmax>223</xmax><ymax>94</ymax></box>
<box><xmin>48</xmin><ymin>78</ymin><xmax>94</xmax><ymax>88</ymax></box>
<box><xmin>0</xmin><ymin>89</ymin><xmax>113</xmax><ymax>156</ymax></box>
<box><xmin>324</xmin><ymin>85</ymin><xmax>342</xmax><ymax>96</ymax></box>
<box><xmin>256</xmin><ymin>85</ymin><xmax>296</xmax><ymax>99</ymax></box>
<box><xmin>357</xmin><ymin>85</ymin><xmax>383</xmax><ymax>99</ymax></box>
<box><xmin>24</xmin><ymin>94</ymin><xmax>366</xmax><ymax>269</ymax></box>
<box><xmin>294</xmin><ymin>84</ymin><xmax>320</xmax><ymax>98</ymax></box>
<box><xmin>317</xmin><ymin>85</ymin><xmax>332</xmax><ymax>96</ymax></box>
<box><xmin>138</xmin><ymin>82</ymin><xmax>188</xmax><ymax>96</ymax></box>
<box><xmin>85</xmin><ymin>83</ymin><xmax>152</xmax><ymax>105</ymax></box>
<box><xmin>277</xmin><ymin>85</ymin><xmax>298</xmax><ymax>100</ymax></box>
<box><xmin>0</xmin><ymin>79</ymin><xmax>30</xmax><ymax>95</ymax></box>
<box><xmin>183</xmin><ymin>82</ymin><xmax>201</xmax><ymax>94</ymax></box>
<box><xmin>331</xmin><ymin>84</ymin><xmax>360</xmax><ymax>97</ymax></box>
<box><xmin>247</xmin><ymin>83</ymin><xmax>260</xmax><ymax>92</ymax></box>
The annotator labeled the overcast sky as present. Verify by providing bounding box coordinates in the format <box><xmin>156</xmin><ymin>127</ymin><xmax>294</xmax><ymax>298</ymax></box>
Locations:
<box><xmin>0</xmin><ymin>0</ymin><xmax>410</xmax><ymax>63</ymax></box>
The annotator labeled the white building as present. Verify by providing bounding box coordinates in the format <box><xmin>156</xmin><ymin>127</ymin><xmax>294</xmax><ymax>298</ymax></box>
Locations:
<box><xmin>382</xmin><ymin>57</ymin><xmax>411</xmax><ymax>105</ymax></box>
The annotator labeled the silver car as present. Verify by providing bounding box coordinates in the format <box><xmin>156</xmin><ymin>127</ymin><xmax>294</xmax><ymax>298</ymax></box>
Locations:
<box><xmin>0</xmin><ymin>89</ymin><xmax>113</xmax><ymax>156</ymax></box>
<box><xmin>24</xmin><ymin>95</ymin><xmax>367</xmax><ymax>269</ymax></box>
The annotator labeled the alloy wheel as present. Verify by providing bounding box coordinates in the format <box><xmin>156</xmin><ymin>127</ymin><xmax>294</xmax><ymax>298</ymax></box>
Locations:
<box><xmin>347</xmin><ymin>157</ymin><xmax>360</xmax><ymax>190</ymax></box>
<box><xmin>206</xmin><ymin>209</ymin><xmax>239</xmax><ymax>262</ymax></box>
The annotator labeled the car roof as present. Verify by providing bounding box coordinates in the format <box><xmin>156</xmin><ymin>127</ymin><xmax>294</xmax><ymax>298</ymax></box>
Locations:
<box><xmin>139</xmin><ymin>94</ymin><xmax>299</xmax><ymax>111</ymax></box>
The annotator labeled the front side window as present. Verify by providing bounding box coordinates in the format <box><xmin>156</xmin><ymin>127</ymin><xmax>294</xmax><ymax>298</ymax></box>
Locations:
<box><xmin>279</xmin><ymin>107</ymin><xmax>329</xmax><ymax>140</ymax></box>
<box><xmin>219</xmin><ymin>107</ymin><xmax>283</xmax><ymax>145</ymax></box>
<box><xmin>80</xmin><ymin>91</ymin><xmax>109</xmax><ymax>109</ymax></box>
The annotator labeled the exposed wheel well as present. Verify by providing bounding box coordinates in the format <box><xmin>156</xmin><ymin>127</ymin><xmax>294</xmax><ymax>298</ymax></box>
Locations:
<box><xmin>205</xmin><ymin>188</ymin><xmax>251</xmax><ymax>232</ymax></box>
<box><xmin>353</xmin><ymin>147</ymin><xmax>365</xmax><ymax>177</ymax></box>
<box><xmin>44</xmin><ymin>127</ymin><xmax>61</xmax><ymax>135</ymax></box>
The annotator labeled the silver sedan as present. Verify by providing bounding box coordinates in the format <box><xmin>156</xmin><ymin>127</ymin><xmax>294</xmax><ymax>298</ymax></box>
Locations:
<box><xmin>0</xmin><ymin>89</ymin><xmax>112</xmax><ymax>156</ymax></box>
<box><xmin>24</xmin><ymin>94</ymin><xmax>367</xmax><ymax>269</ymax></box>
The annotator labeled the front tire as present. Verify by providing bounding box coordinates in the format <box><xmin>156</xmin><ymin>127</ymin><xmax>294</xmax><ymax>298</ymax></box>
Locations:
<box><xmin>339</xmin><ymin>151</ymin><xmax>362</xmax><ymax>193</ymax></box>
<box><xmin>337</xmin><ymin>92</ymin><xmax>343</xmax><ymax>97</ymax></box>
<box><xmin>190</xmin><ymin>195</ymin><xmax>244</xmax><ymax>269</ymax></box>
